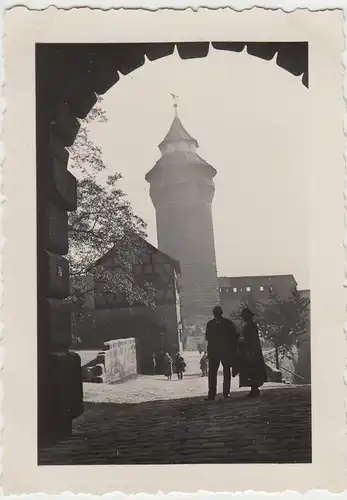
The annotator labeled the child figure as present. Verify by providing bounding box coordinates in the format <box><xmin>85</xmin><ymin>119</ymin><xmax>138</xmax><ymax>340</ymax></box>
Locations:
<box><xmin>175</xmin><ymin>352</ymin><xmax>186</xmax><ymax>380</ymax></box>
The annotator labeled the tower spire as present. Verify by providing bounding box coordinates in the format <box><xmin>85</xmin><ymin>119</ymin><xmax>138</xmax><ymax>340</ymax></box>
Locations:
<box><xmin>158</xmin><ymin>96</ymin><xmax>199</xmax><ymax>154</ymax></box>
<box><xmin>170</xmin><ymin>93</ymin><xmax>178</xmax><ymax>117</ymax></box>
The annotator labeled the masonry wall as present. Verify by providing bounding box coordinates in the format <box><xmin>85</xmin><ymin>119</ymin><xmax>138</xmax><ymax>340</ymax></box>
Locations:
<box><xmin>295</xmin><ymin>333</ymin><xmax>311</xmax><ymax>383</ymax></box>
<box><xmin>219</xmin><ymin>275</ymin><xmax>297</xmax><ymax>318</ymax></box>
<box><xmin>74</xmin><ymin>303</ymin><xmax>181</xmax><ymax>374</ymax></box>
<box><xmin>149</xmin><ymin>162</ymin><xmax>219</xmax><ymax>326</ymax></box>
<box><xmin>97</xmin><ymin>338</ymin><xmax>138</xmax><ymax>383</ymax></box>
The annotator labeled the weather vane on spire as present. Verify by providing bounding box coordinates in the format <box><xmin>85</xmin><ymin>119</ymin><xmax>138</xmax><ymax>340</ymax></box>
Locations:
<box><xmin>169</xmin><ymin>93</ymin><xmax>179</xmax><ymax>116</ymax></box>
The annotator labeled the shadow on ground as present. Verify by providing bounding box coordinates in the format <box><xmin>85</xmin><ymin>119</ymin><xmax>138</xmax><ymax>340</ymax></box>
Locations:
<box><xmin>39</xmin><ymin>385</ymin><xmax>311</xmax><ymax>465</ymax></box>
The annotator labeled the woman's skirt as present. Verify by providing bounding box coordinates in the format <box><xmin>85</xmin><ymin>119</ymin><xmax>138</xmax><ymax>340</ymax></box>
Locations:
<box><xmin>164</xmin><ymin>363</ymin><xmax>173</xmax><ymax>377</ymax></box>
<box><xmin>239</xmin><ymin>353</ymin><xmax>267</xmax><ymax>388</ymax></box>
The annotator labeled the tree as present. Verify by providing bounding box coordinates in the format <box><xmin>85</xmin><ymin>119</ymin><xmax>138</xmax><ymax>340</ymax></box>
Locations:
<box><xmin>237</xmin><ymin>293</ymin><xmax>263</xmax><ymax>318</ymax></box>
<box><xmin>67</xmin><ymin>95</ymin><xmax>155</xmax><ymax>310</ymax></box>
<box><xmin>261</xmin><ymin>287</ymin><xmax>310</xmax><ymax>368</ymax></box>
<box><xmin>232</xmin><ymin>288</ymin><xmax>310</xmax><ymax>369</ymax></box>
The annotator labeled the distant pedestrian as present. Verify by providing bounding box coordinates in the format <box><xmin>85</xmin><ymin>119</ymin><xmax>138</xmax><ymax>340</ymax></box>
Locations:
<box><xmin>163</xmin><ymin>352</ymin><xmax>173</xmax><ymax>380</ymax></box>
<box><xmin>238</xmin><ymin>308</ymin><xmax>267</xmax><ymax>398</ymax></box>
<box><xmin>174</xmin><ymin>352</ymin><xmax>186</xmax><ymax>380</ymax></box>
<box><xmin>151</xmin><ymin>352</ymin><xmax>156</xmax><ymax>375</ymax></box>
<box><xmin>200</xmin><ymin>351</ymin><xmax>208</xmax><ymax>377</ymax></box>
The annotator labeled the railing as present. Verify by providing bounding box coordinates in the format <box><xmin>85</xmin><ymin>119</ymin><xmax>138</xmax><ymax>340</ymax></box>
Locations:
<box><xmin>262</xmin><ymin>354</ymin><xmax>306</xmax><ymax>381</ymax></box>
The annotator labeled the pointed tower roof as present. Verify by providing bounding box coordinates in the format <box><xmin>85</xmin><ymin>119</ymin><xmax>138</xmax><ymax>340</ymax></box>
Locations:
<box><xmin>158</xmin><ymin>115</ymin><xmax>199</xmax><ymax>152</ymax></box>
<box><xmin>145</xmin><ymin>95</ymin><xmax>217</xmax><ymax>183</ymax></box>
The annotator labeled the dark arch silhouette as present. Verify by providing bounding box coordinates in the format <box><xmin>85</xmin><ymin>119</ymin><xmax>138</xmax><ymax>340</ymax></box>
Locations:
<box><xmin>36</xmin><ymin>42</ymin><xmax>308</xmax><ymax>446</ymax></box>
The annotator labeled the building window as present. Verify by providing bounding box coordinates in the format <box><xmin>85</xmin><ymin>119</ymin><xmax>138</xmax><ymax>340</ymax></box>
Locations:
<box><xmin>246</xmin><ymin>286</ymin><xmax>251</xmax><ymax>292</ymax></box>
<box><xmin>260</xmin><ymin>286</ymin><xmax>264</xmax><ymax>291</ymax></box>
<box><xmin>268</xmin><ymin>286</ymin><xmax>273</xmax><ymax>292</ymax></box>
<box><xmin>219</xmin><ymin>288</ymin><xmax>222</xmax><ymax>293</ymax></box>
<box><xmin>233</xmin><ymin>288</ymin><xmax>237</xmax><ymax>292</ymax></box>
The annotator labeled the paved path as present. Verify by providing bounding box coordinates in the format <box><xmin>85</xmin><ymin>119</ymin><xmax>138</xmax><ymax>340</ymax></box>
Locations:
<box><xmin>83</xmin><ymin>351</ymin><xmax>286</xmax><ymax>404</ymax></box>
<box><xmin>39</xmin><ymin>353</ymin><xmax>311</xmax><ymax>465</ymax></box>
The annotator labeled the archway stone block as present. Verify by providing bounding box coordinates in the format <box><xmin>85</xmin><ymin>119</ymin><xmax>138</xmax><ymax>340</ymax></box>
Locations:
<box><xmin>114</xmin><ymin>45</ymin><xmax>146</xmax><ymax>75</ymax></box>
<box><xmin>49</xmin><ymin>133</ymin><xmax>70</xmax><ymax>168</ymax></box>
<box><xmin>46</xmin><ymin>202</ymin><xmax>69</xmax><ymax>255</ymax></box>
<box><xmin>144</xmin><ymin>42</ymin><xmax>175</xmax><ymax>61</ymax></box>
<box><xmin>212</xmin><ymin>42</ymin><xmax>246</xmax><ymax>53</ymax></box>
<box><xmin>276</xmin><ymin>41</ymin><xmax>308</xmax><ymax>76</ymax></box>
<box><xmin>246</xmin><ymin>42</ymin><xmax>278</xmax><ymax>60</ymax></box>
<box><xmin>65</xmin><ymin>86</ymin><xmax>98</xmax><ymax>120</ymax></box>
<box><xmin>47</xmin><ymin>298</ymin><xmax>73</xmax><ymax>350</ymax></box>
<box><xmin>177</xmin><ymin>42</ymin><xmax>210</xmax><ymax>59</ymax></box>
<box><xmin>49</xmin><ymin>101</ymin><xmax>81</xmax><ymax>147</ymax></box>
<box><xmin>52</xmin><ymin>160</ymin><xmax>77</xmax><ymax>211</ymax></box>
<box><xmin>45</xmin><ymin>251</ymin><xmax>70</xmax><ymax>299</ymax></box>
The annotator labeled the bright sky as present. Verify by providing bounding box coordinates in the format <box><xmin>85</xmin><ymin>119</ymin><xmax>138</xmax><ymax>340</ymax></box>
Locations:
<box><xmin>84</xmin><ymin>47</ymin><xmax>309</xmax><ymax>289</ymax></box>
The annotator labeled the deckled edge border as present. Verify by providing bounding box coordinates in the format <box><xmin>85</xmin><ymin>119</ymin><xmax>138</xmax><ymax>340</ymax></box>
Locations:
<box><xmin>0</xmin><ymin>2</ymin><xmax>345</xmax><ymax>497</ymax></box>
<box><xmin>1</xmin><ymin>0</ymin><xmax>5</xmax><ymax>495</ymax></box>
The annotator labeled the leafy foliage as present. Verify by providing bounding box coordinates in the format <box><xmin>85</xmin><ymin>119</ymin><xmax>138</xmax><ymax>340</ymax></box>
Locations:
<box><xmin>261</xmin><ymin>287</ymin><xmax>310</xmax><ymax>350</ymax></box>
<box><xmin>67</xmin><ymin>95</ymin><xmax>155</xmax><ymax>309</ymax></box>
<box><xmin>232</xmin><ymin>287</ymin><xmax>310</xmax><ymax>360</ymax></box>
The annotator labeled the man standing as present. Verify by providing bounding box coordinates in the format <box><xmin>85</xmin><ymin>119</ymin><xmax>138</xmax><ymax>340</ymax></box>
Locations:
<box><xmin>205</xmin><ymin>305</ymin><xmax>238</xmax><ymax>400</ymax></box>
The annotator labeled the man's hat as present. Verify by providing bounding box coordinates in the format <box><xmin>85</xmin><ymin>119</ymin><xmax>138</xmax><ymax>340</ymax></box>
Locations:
<box><xmin>240</xmin><ymin>307</ymin><xmax>254</xmax><ymax>317</ymax></box>
<box><xmin>213</xmin><ymin>305</ymin><xmax>223</xmax><ymax>313</ymax></box>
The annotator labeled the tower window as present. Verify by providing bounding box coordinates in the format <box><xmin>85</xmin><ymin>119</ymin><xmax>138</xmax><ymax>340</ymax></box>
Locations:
<box><xmin>260</xmin><ymin>286</ymin><xmax>264</xmax><ymax>291</ymax></box>
<box><xmin>246</xmin><ymin>286</ymin><xmax>251</xmax><ymax>292</ymax></box>
<box><xmin>233</xmin><ymin>288</ymin><xmax>237</xmax><ymax>292</ymax></box>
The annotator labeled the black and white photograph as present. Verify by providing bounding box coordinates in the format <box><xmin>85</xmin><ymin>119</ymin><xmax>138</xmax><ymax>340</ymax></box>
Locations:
<box><xmin>36</xmin><ymin>39</ymin><xmax>312</xmax><ymax>465</ymax></box>
<box><xmin>4</xmin><ymin>7</ymin><xmax>345</xmax><ymax>495</ymax></box>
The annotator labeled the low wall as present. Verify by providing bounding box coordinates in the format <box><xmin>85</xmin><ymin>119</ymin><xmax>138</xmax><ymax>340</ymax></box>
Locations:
<box><xmin>263</xmin><ymin>350</ymin><xmax>294</xmax><ymax>384</ymax></box>
<box><xmin>295</xmin><ymin>335</ymin><xmax>311</xmax><ymax>384</ymax></box>
<box><xmin>265</xmin><ymin>362</ymin><xmax>283</xmax><ymax>383</ymax></box>
<box><xmin>263</xmin><ymin>339</ymin><xmax>311</xmax><ymax>385</ymax></box>
<box><xmin>96</xmin><ymin>337</ymin><xmax>138</xmax><ymax>383</ymax></box>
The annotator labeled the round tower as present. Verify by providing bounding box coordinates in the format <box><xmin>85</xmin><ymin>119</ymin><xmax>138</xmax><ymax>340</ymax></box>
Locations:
<box><xmin>145</xmin><ymin>101</ymin><xmax>220</xmax><ymax>326</ymax></box>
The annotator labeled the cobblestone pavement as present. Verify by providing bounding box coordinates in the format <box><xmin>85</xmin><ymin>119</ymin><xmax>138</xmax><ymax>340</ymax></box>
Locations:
<box><xmin>39</xmin><ymin>355</ymin><xmax>311</xmax><ymax>465</ymax></box>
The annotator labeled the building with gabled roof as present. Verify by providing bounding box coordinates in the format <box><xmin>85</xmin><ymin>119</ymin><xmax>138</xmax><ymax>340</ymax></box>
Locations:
<box><xmin>72</xmin><ymin>238</ymin><xmax>183</xmax><ymax>374</ymax></box>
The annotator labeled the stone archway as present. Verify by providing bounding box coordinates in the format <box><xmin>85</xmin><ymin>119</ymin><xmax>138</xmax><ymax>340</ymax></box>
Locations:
<box><xmin>36</xmin><ymin>41</ymin><xmax>308</xmax><ymax>444</ymax></box>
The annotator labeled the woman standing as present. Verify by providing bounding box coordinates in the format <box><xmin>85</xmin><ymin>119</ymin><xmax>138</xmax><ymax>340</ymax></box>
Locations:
<box><xmin>200</xmin><ymin>351</ymin><xmax>208</xmax><ymax>377</ymax></box>
<box><xmin>238</xmin><ymin>308</ymin><xmax>267</xmax><ymax>397</ymax></box>
<box><xmin>151</xmin><ymin>352</ymin><xmax>157</xmax><ymax>375</ymax></box>
<box><xmin>163</xmin><ymin>352</ymin><xmax>173</xmax><ymax>380</ymax></box>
